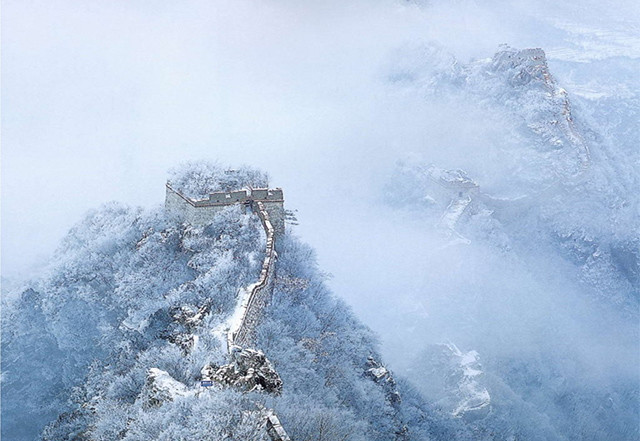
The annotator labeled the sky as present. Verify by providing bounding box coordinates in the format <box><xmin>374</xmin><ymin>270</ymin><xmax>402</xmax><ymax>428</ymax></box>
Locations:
<box><xmin>2</xmin><ymin>0</ymin><xmax>639</xmax><ymax>342</ymax></box>
<box><xmin>1</xmin><ymin>0</ymin><xmax>495</xmax><ymax>273</ymax></box>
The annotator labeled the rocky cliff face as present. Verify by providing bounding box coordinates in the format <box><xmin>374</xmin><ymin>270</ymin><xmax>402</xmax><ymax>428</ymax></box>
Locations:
<box><xmin>203</xmin><ymin>347</ymin><xmax>283</xmax><ymax>394</ymax></box>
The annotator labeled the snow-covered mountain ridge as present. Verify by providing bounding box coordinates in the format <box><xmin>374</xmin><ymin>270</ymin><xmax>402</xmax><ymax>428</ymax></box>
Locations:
<box><xmin>381</xmin><ymin>44</ymin><xmax>638</xmax><ymax>440</ymax></box>
<box><xmin>2</xmin><ymin>36</ymin><xmax>637</xmax><ymax>439</ymax></box>
<box><xmin>386</xmin><ymin>45</ymin><xmax>638</xmax><ymax>309</ymax></box>
<box><xmin>2</xmin><ymin>164</ymin><xmax>478</xmax><ymax>441</ymax></box>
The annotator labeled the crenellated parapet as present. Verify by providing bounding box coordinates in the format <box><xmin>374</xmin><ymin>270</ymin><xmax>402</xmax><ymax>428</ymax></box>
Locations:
<box><xmin>165</xmin><ymin>184</ymin><xmax>285</xmax><ymax>236</ymax></box>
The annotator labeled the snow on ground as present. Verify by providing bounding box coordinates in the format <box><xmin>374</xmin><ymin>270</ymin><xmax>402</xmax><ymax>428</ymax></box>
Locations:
<box><xmin>147</xmin><ymin>368</ymin><xmax>194</xmax><ymax>400</ymax></box>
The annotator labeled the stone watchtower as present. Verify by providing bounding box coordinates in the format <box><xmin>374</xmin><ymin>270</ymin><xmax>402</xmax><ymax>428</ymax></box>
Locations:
<box><xmin>165</xmin><ymin>184</ymin><xmax>285</xmax><ymax>236</ymax></box>
<box><xmin>248</xmin><ymin>188</ymin><xmax>285</xmax><ymax>236</ymax></box>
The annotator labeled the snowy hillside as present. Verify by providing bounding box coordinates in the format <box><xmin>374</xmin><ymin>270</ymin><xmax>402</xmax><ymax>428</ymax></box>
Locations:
<box><xmin>386</xmin><ymin>45</ymin><xmax>638</xmax><ymax>310</ymax></box>
<box><xmin>3</xmin><ymin>164</ymin><xmax>475</xmax><ymax>441</ymax></box>
<box><xmin>381</xmin><ymin>45</ymin><xmax>639</xmax><ymax>440</ymax></box>
<box><xmin>2</xmin><ymin>0</ymin><xmax>638</xmax><ymax>438</ymax></box>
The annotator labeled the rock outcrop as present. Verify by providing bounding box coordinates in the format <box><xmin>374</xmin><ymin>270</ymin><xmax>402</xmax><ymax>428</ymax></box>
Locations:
<box><xmin>202</xmin><ymin>347</ymin><xmax>283</xmax><ymax>394</ymax></box>
<box><xmin>366</xmin><ymin>356</ymin><xmax>402</xmax><ymax>405</ymax></box>
<box><xmin>143</xmin><ymin>368</ymin><xmax>191</xmax><ymax>409</ymax></box>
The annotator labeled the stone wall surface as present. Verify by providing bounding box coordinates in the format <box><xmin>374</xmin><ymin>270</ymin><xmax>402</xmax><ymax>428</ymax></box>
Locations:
<box><xmin>266</xmin><ymin>412</ymin><xmax>291</xmax><ymax>441</ymax></box>
<box><xmin>231</xmin><ymin>201</ymin><xmax>277</xmax><ymax>348</ymax></box>
<box><xmin>262</xmin><ymin>202</ymin><xmax>285</xmax><ymax>237</ymax></box>
<box><xmin>165</xmin><ymin>185</ymin><xmax>192</xmax><ymax>216</ymax></box>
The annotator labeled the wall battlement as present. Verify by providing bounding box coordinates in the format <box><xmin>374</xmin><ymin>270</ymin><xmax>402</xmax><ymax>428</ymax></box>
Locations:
<box><xmin>204</xmin><ymin>190</ymin><xmax>250</xmax><ymax>205</ymax></box>
<box><xmin>165</xmin><ymin>184</ymin><xmax>285</xmax><ymax>236</ymax></box>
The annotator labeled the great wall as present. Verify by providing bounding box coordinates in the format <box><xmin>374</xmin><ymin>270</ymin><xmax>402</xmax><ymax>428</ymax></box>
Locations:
<box><xmin>164</xmin><ymin>182</ymin><xmax>406</xmax><ymax>439</ymax></box>
<box><xmin>165</xmin><ymin>183</ymin><xmax>291</xmax><ymax>441</ymax></box>
<box><xmin>165</xmin><ymin>183</ymin><xmax>285</xmax><ymax>235</ymax></box>
<box><xmin>227</xmin><ymin>200</ymin><xmax>278</xmax><ymax>350</ymax></box>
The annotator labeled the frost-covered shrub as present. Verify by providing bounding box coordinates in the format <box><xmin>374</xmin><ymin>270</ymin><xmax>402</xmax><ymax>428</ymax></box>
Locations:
<box><xmin>255</xmin><ymin>235</ymin><xmax>463</xmax><ymax>441</ymax></box>
<box><xmin>168</xmin><ymin>162</ymin><xmax>269</xmax><ymax>199</ymax></box>
<box><xmin>4</xmin><ymin>161</ymin><xmax>474</xmax><ymax>441</ymax></box>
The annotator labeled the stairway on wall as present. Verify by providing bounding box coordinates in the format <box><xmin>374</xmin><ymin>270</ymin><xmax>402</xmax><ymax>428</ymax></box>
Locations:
<box><xmin>211</xmin><ymin>200</ymin><xmax>291</xmax><ymax>441</ymax></box>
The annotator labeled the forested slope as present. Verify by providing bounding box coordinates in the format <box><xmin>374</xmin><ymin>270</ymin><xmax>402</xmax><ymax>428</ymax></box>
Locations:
<box><xmin>2</xmin><ymin>165</ymin><xmax>471</xmax><ymax>440</ymax></box>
